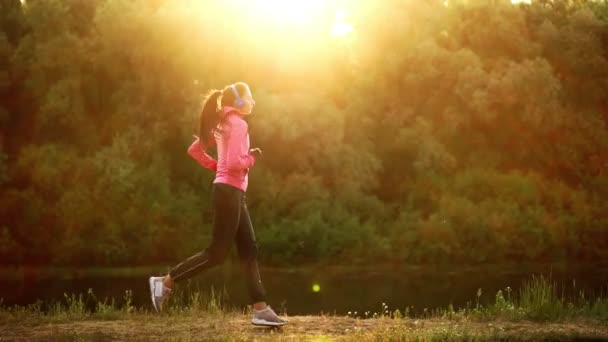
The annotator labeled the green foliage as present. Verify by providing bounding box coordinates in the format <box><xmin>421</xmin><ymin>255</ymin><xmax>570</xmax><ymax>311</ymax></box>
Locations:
<box><xmin>471</xmin><ymin>274</ymin><xmax>608</xmax><ymax>322</ymax></box>
<box><xmin>1</xmin><ymin>276</ymin><xmax>606</xmax><ymax>339</ymax></box>
<box><xmin>519</xmin><ymin>275</ymin><xmax>564</xmax><ymax>320</ymax></box>
<box><xmin>0</xmin><ymin>0</ymin><xmax>607</xmax><ymax>266</ymax></box>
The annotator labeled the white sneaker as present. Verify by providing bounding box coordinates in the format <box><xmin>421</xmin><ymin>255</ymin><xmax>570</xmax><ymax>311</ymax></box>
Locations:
<box><xmin>251</xmin><ymin>306</ymin><xmax>288</xmax><ymax>326</ymax></box>
<box><xmin>148</xmin><ymin>276</ymin><xmax>171</xmax><ymax>312</ymax></box>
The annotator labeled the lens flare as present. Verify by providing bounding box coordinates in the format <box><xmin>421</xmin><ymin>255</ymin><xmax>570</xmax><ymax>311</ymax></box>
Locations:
<box><xmin>331</xmin><ymin>9</ymin><xmax>354</xmax><ymax>38</ymax></box>
<box><xmin>244</xmin><ymin>0</ymin><xmax>326</xmax><ymax>25</ymax></box>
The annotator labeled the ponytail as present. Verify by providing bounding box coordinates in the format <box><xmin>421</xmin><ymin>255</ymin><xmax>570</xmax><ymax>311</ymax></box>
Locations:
<box><xmin>198</xmin><ymin>89</ymin><xmax>223</xmax><ymax>146</ymax></box>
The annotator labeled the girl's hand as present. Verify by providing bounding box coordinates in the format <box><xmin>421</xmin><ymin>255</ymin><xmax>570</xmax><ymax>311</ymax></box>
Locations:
<box><xmin>249</xmin><ymin>148</ymin><xmax>262</xmax><ymax>156</ymax></box>
<box><xmin>192</xmin><ymin>134</ymin><xmax>205</xmax><ymax>147</ymax></box>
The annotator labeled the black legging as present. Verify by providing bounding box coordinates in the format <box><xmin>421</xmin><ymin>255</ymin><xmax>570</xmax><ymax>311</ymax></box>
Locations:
<box><xmin>169</xmin><ymin>183</ymin><xmax>266</xmax><ymax>304</ymax></box>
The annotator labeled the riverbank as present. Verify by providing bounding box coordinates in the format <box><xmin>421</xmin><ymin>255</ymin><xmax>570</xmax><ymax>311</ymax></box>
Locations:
<box><xmin>2</xmin><ymin>274</ymin><xmax>606</xmax><ymax>340</ymax></box>
<box><xmin>3</xmin><ymin>261</ymin><xmax>608</xmax><ymax>279</ymax></box>
<box><xmin>4</xmin><ymin>263</ymin><xmax>608</xmax><ymax>318</ymax></box>
<box><xmin>3</xmin><ymin>312</ymin><xmax>608</xmax><ymax>341</ymax></box>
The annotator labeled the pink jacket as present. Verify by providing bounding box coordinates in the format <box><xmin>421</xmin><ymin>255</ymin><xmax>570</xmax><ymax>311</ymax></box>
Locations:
<box><xmin>187</xmin><ymin>106</ymin><xmax>255</xmax><ymax>192</ymax></box>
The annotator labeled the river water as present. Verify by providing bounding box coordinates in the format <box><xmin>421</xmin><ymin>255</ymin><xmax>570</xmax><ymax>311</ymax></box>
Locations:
<box><xmin>2</xmin><ymin>263</ymin><xmax>607</xmax><ymax>315</ymax></box>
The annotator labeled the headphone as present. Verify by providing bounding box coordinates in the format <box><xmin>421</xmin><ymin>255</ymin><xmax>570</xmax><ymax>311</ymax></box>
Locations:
<box><xmin>230</xmin><ymin>84</ymin><xmax>244</xmax><ymax>108</ymax></box>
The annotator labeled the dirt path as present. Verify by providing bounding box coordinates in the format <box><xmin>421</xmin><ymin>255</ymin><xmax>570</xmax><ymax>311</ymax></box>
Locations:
<box><xmin>2</xmin><ymin>315</ymin><xmax>608</xmax><ymax>341</ymax></box>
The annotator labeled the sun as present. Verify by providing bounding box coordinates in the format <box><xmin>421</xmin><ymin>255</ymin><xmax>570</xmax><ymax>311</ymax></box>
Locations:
<box><xmin>242</xmin><ymin>0</ymin><xmax>326</xmax><ymax>26</ymax></box>
<box><xmin>331</xmin><ymin>9</ymin><xmax>354</xmax><ymax>38</ymax></box>
<box><xmin>225</xmin><ymin>0</ymin><xmax>353</xmax><ymax>39</ymax></box>
<box><xmin>189</xmin><ymin>0</ymin><xmax>355</xmax><ymax>53</ymax></box>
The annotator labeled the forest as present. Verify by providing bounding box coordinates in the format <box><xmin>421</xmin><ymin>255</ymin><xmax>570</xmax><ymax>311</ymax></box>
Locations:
<box><xmin>1</xmin><ymin>0</ymin><xmax>607</xmax><ymax>267</ymax></box>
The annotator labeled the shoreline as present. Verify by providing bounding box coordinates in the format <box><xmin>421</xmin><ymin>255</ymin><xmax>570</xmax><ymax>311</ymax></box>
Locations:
<box><xmin>2</xmin><ymin>261</ymin><xmax>608</xmax><ymax>280</ymax></box>
<box><xmin>2</xmin><ymin>273</ymin><xmax>607</xmax><ymax>340</ymax></box>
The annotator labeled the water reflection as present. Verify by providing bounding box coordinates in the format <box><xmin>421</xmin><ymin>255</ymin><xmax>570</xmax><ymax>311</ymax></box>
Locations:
<box><xmin>2</xmin><ymin>263</ymin><xmax>607</xmax><ymax>315</ymax></box>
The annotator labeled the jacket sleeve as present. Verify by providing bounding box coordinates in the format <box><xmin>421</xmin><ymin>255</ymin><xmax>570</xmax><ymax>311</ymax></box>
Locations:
<box><xmin>225</xmin><ymin>119</ymin><xmax>255</xmax><ymax>171</ymax></box>
<box><xmin>187</xmin><ymin>139</ymin><xmax>218</xmax><ymax>172</ymax></box>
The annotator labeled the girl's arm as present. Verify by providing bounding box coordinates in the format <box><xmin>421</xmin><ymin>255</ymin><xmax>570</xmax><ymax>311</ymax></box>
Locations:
<box><xmin>188</xmin><ymin>137</ymin><xmax>218</xmax><ymax>172</ymax></box>
<box><xmin>225</xmin><ymin>119</ymin><xmax>255</xmax><ymax>171</ymax></box>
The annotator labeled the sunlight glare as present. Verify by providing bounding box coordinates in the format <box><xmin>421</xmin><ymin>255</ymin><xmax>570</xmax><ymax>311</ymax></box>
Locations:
<box><xmin>331</xmin><ymin>9</ymin><xmax>353</xmax><ymax>38</ymax></box>
<box><xmin>195</xmin><ymin>0</ymin><xmax>356</xmax><ymax>53</ymax></box>
<box><xmin>245</xmin><ymin>0</ymin><xmax>325</xmax><ymax>25</ymax></box>
<box><xmin>511</xmin><ymin>0</ymin><xmax>532</xmax><ymax>4</ymax></box>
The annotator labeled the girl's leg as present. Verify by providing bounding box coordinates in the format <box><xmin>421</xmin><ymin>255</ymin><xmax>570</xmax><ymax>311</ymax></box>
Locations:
<box><xmin>234</xmin><ymin>198</ymin><xmax>267</xmax><ymax>308</ymax></box>
<box><xmin>237</xmin><ymin>208</ymin><xmax>288</xmax><ymax>327</ymax></box>
<box><xmin>167</xmin><ymin>184</ymin><xmax>243</xmax><ymax>283</ymax></box>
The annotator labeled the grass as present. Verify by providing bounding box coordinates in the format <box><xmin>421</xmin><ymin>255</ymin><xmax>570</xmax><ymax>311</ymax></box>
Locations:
<box><xmin>340</xmin><ymin>275</ymin><xmax>608</xmax><ymax>323</ymax></box>
<box><xmin>1</xmin><ymin>275</ymin><xmax>607</xmax><ymax>341</ymax></box>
